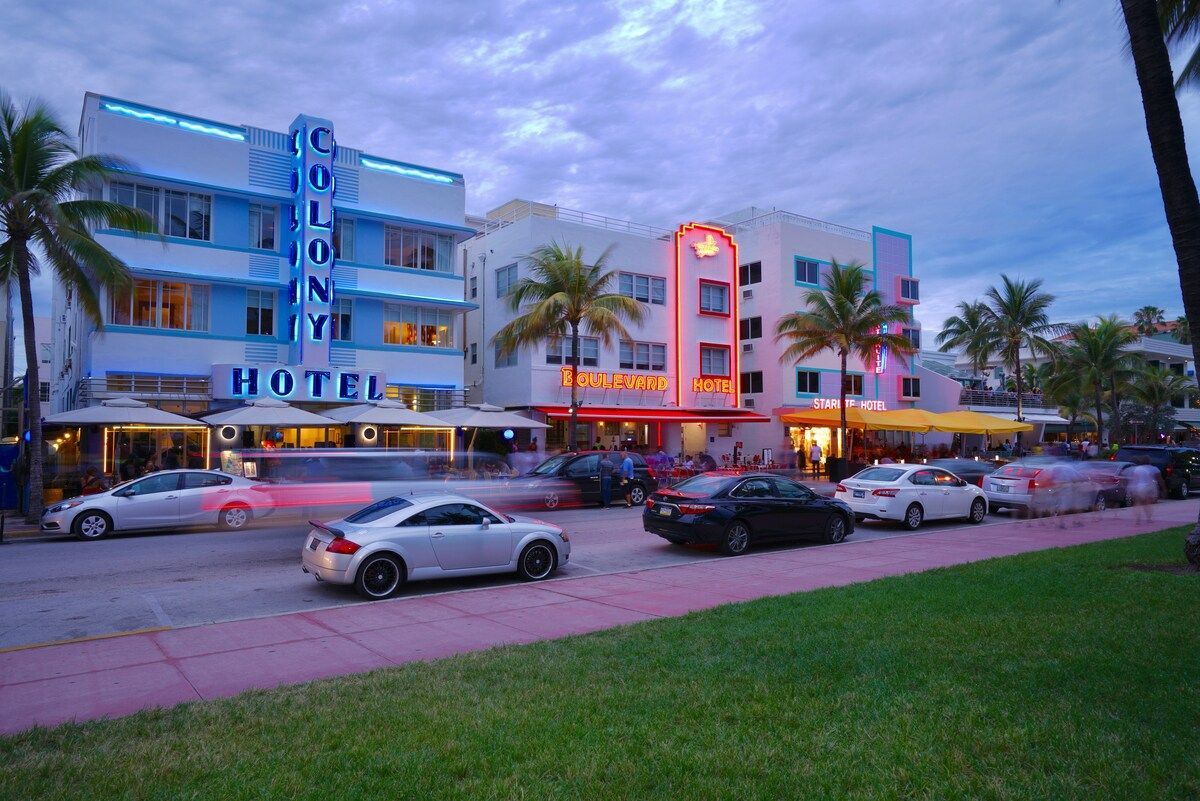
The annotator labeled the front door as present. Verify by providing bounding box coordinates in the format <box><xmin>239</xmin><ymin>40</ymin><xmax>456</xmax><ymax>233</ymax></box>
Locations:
<box><xmin>768</xmin><ymin>477</ymin><xmax>825</xmax><ymax>535</ymax></box>
<box><xmin>931</xmin><ymin>469</ymin><xmax>971</xmax><ymax>518</ymax></box>
<box><xmin>728</xmin><ymin>477</ymin><xmax>780</xmax><ymax>536</ymax></box>
<box><xmin>177</xmin><ymin>471</ymin><xmax>235</xmax><ymax>526</ymax></box>
<box><xmin>564</xmin><ymin>454</ymin><xmax>601</xmax><ymax>503</ymax></box>
<box><xmin>908</xmin><ymin>469</ymin><xmax>944</xmax><ymax>518</ymax></box>
<box><xmin>114</xmin><ymin>473</ymin><xmax>182</xmax><ymax>530</ymax></box>
<box><xmin>425</xmin><ymin>503</ymin><xmax>511</xmax><ymax>570</ymax></box>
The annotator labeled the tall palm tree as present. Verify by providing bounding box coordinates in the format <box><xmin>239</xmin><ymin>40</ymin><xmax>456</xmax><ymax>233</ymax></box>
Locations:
<box><xmin>1133</xmin><ymin>304</ymin><xmax>1166</xmax><ymax>335</ymax></box>
<box><xmin>0</xmin><ymin>93</ymin><xmax>156</xmax><ymax>521</ymax></box>
<box><xmin>935</xmin><ymin>300</ymin><xmax>993</xmax><ymax>382</ymax></box>
<box><xmin>1129</xmin><ymin>364</ymin><xmax>1193</xmax><ymax>440</ymax></box>
<box><xmin>980</xmin><ymin>275</ymin><xmax>1063</xmax><ymax>423</ymax></box>
<box><xmin>1043</xmin><ymin>370</ymin><xmax>1090</xmax><ymax>443</ymax></box>
<box><xmin>1175</xmin><ymin>314</ymin><xmax>1191</xmax><ymax>343</ymax></box>
<box><xmin>493</xmin><ymin>242</ymin><xmax>646</xmax><ymax>449</ymax></box>
<box><xmin>775</xmin><ymin>260</ymin><xmax>915</xmax><ymax>459</ymax></box>
<box><xmin>1056</xmin><ymin>316</ymin><xmax>1139</xmax><ymax>445</ymax></box>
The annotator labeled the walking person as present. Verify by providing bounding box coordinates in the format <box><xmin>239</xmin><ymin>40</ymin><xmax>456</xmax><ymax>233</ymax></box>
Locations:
<box><xmin>809</xmin><ymin>440</ymin><xmax>822</xmax><ymax>479</ymax></box>
<box><xmin>598</xmin><ymin>451</ymin><xmax>615</xmax><ymax>508</ymax></box>
<box><xmin>1127</xmin><ymin>457</ymin><xmax>1166</xmax><ymax>523</ymax></box>
<box><xmin>620</xmin><ymin>449</ymin><xmax>636</xmax><ymax>507</ymax></box>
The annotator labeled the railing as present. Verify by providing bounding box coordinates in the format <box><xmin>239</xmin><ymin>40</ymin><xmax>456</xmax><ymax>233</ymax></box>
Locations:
<box><xmin>78</xmin><ymin>374</ymin><xmax>212</xmax><ymax>406</ymax></box>
<box><xmin>722</xmin><ymin>209</ymin><xmax>872</xmax><ymax>242</ymax></box>
<box><xmin>477</xmin><ymin>201</ymin><xmax>671</xmax><ymax>239</ymax></box>
<box><xmin>386</xmin><ymin>387</ymin><xmax>467</xmax><ymax>412</ymax></box>
<box><xmin>958</xmin><ymin>389</ymin><xmax>1049</xmax><ymax>409</ymax></box>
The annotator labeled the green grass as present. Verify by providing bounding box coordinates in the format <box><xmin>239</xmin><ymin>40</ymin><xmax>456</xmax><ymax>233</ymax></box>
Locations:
<box><xmin>3</xmin><ymin>529</ymin><xmax>1199</xmax><ymax>800</ymax></box>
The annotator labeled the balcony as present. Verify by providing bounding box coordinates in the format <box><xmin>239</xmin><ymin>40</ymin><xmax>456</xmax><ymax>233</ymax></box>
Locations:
<box><xmin>958</xmin><ymin>389</ymin><xmax>1051</xmax><ymax>410</ymax></box>
<box><xmin>78</xmin><ymin>374</ymin><xmax>212</xmax><ymax>406</ymax></box>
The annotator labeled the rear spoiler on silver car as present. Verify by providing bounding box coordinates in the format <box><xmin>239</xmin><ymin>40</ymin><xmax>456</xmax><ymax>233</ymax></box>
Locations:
<box><xmin>308</xmin><ymin>520</ymin><xmax>347</xmax><ymax>539</ymax></box>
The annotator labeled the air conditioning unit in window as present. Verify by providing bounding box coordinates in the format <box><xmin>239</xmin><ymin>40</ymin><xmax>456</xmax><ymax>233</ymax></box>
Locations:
<box><xmin>742</xmin><ymin>289</ymin><xmax>753</xmax><ymax>300</ymax></box>
<box><xmin>744</xmin><ymin>398</ymin><xmax>755</xmax><ymax>408</ymax></box>
<box><xmin>742</xmin><ymin>343</ymin><xmax>754</xmax><ymax>353</ymax></box>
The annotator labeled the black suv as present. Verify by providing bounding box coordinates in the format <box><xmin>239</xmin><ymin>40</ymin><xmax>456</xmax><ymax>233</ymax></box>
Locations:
<box><xmin>1112</xmin><ymin>445</ymin><xmax>1200</xmax><ymax>499</ymax></box>
<box><xmin>516</xmin><ymin>450</ymin><xmax>659</xmax><ymax>509</ymax></box>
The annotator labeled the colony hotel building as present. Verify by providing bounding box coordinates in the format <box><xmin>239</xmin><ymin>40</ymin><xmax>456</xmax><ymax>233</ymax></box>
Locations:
<box><xmin>51</xmin><ymin>93</ymin><xmax>474</xmax><ymax>447</ymax></box>
<box><xmin>463</xmin><ymin>201</ymin><xmax>952</xmax><ymax>461</ymax></box>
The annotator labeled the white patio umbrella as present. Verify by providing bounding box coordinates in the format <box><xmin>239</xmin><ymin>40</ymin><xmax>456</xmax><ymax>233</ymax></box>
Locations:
<box><xmin>201</xmin><ymin>397</ymin><xmax>341</xmax><ymax>427</ymax></box>
<box><xmin>43</xmin><ymin>396</ymin><xmax>199</xmax><ymax>426</ymax></box>
<box><xmin>321</xmin><ymin>399</ymin><xmax>447</xmax><ymax>427</ymax></box>
<box><xmin>429</xmin><ymin>404</ymin><xmax>549</xmax><ymax>467</ymax></box>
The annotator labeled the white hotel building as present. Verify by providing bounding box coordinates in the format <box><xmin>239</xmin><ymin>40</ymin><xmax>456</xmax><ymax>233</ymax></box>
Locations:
<box><xmin>462</xmin><ymin>200</ymin><xmax>955</xmax><ymax>461</ymax></box>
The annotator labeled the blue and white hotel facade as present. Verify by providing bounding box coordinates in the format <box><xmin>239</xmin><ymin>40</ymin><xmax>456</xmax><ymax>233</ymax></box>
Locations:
<box><xmin>51</xmin><ymin>93</ymin><xmax>474</xmax><ymax>446</ymax></box>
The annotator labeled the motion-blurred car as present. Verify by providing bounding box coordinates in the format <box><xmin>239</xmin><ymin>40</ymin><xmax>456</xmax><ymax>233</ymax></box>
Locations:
<box><xmin>301</xmin><ymin>493</ymin><xmax>570</xmax><ymax>599</ymax></box>
<box><xmin>1112</xmin><ymin>445</ymin><xmax>1200</xmax><ymax>499</ymax></box>
<box><xmin>835</xmin><ymin>464</ymin><xmax>988</xmax><ymax>530</ymax></box>
<box><xmin>510</xmin><ymin>450</ymin><xmax>659</xmax><ymax>509</ymax></box>
<box><xmin>984</xmin><ymin>460</ymin><xmax>1105</xmax><ymax>516</ymax></box>
<box><xmin>41</xmin><ymin>469</ymin><xmax>266</xmax><ymax>540</ymax></box>
<box><xmin>644</xmin><ymin>472</ymin><xmax>853</xmax><ymax>555</ymax></box>
<box><xmin>924</xmin><ymin>458</ymin><xmax>1000</xmax><ymax>487</ymax></box>
<box><xmin>1078</xmin><ymin>460</ymin><xmax>1136</xmax><ymax>507</ymax></box>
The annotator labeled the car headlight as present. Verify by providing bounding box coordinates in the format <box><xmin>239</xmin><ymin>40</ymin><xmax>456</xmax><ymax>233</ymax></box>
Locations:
<box><xmin>48</xmin><ymin>500</ymin><xmax>84</xmax><ymax>514</ymax></box>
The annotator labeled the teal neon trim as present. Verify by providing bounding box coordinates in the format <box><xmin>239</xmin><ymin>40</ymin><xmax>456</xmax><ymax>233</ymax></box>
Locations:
<box><xmin>340</xmin><ymin>288</ymin><xmax>477</xmax><ymax>310</ymax></box>
<box><xmin>100</xmin><ymin>99</ymin><xmax>246</xmax><ymax>142</ymax></box>
<box><xmin>360</xmin><ymin>156</ymin><xmax>458</xmax><ymax>185</ymax></box>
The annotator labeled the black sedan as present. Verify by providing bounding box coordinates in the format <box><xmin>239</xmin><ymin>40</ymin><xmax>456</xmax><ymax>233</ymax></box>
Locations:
<box><xmin>643</xmin><ymin>471</ymin><xmax>854</xmax><ymax>556</ymax></box>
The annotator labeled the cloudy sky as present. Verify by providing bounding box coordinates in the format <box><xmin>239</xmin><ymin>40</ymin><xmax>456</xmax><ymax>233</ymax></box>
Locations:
<box><xmin>3</xmin><ymin>0</ymin><xmax>1198</xmax><ymax>341</ymax></box>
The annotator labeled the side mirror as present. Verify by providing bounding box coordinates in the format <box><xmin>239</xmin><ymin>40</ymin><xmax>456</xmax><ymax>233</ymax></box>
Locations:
<box><xmin>113</xmin><ymin>489</ymin><xmax>133</xmax><ymax>498</ymax></box>
<box><xmin>480</xmin><ymin>518</ymin><xmax>490</xmax><ymax>530</ymax></box>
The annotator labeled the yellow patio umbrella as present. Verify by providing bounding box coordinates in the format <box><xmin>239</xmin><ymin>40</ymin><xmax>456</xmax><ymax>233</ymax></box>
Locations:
<box><xmin>878</xmin><ymin>408</ymin><xmax>944</xmax><ymax>430</ymax></box>
<box><xmin>931</xmin><ymin>410</ymin><xmax>1034</xmax><ymax>434</ymax></box>
<box><xmin>779</xmin><ymin>406</ymin><xmax>930</xmax><ymax>432</ymax></box>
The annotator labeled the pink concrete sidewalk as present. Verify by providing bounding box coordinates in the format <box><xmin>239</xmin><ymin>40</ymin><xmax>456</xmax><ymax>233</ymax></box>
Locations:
<box><xmin>2</xmin><ymin>502</ymin><xmax>1195</xmax><ymax>734</ymax></box>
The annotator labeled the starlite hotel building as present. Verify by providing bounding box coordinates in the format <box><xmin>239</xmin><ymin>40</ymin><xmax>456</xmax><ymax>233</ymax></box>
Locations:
<box><xmin>51</xmin><ymin>93</ymin><xmax>474</xmax><ymax>449</ymax></box>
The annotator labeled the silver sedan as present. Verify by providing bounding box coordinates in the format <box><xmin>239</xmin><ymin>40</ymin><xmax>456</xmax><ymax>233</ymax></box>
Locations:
<box><xmin>301</xmin><ymin>493</ymin><xmax>571</xmax><ymax>599</ymax></box>
<box><xmin>41</xmin><ymin>469</ymin><xmax>269</xmax><ymax>540</ymax></box>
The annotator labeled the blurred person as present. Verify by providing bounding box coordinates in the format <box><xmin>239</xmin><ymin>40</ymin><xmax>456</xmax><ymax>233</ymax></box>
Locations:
<box><xmin>620</xmin><ymin>449</ymin><xmax>635</xmax><ymax>507</ymax></box>
<box><xmin>598</xmin><ymin>451</ymin><xmax>615</xmax><ymax>508</ymax></box>
<box><xmin>1128</xmin><ymin>457</ymin><xmax>1166</xmax><ymax>523</ymax></box>
<box><xmin>80</xmin><ymin>466</ymin><xmax>106</xmax><ymax>495</ymax></box>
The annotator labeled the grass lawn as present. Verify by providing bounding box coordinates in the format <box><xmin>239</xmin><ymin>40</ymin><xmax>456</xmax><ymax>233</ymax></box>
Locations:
<box><xmin>2</xmin><ymin>529</ymin><xmax>1199</xmax><ymax>800</ymax></box>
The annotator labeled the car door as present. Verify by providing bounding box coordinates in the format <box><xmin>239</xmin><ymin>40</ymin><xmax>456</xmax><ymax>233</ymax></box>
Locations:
<box><xmin>564</xmin><ymin>455</ymin><xmax>601</xmax><ymax>503</ymax></box>
<box><xmin>728</xmin><ymin>478</ymin><xmax>779</xmax><ymax>536</ymax></box>
<box><xmin>931</xmin><ymin>469</ymin><xmax>970</xmax><ymax>518</ymax></box>
<box><xmin>907</xmin><ymin>470</ymin><xmax>943</xmax><ymax>517</ymax></box>
<box><xmin>425</xmin><ymin>503</ymin><xmax>508</xmax><ymax>571</ymax></box>
<box><xmin>176</xmin><ymin>472</ymin><xmax>234</xmax><ymax>525</ymax></box>
<box><xmin>112</xmin><ymin>473</ymin><xmax>183</xmax><ymax>530</ymax></box>
<box><xmin>767</xmin><ymin>477</ymin><xmax>825</xmax><ymax>536</ymax></box>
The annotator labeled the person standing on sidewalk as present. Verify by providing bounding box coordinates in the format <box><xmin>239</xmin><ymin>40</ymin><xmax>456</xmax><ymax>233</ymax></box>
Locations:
<box><xmin>809</xmin><ymin>441</ymin><xmax>822</xmax><ymax>479</ymax></box>
<box><xmin>1128</xmin><ymin>457</ymin><xmax>1166</xmax><ymax>523</ymax></box>
<box><xmin>620</xmin><ymin>449</ymin><xmax>636</xmax><ymax>507</ymax></box>
<box><xmin>598</xmin><ymin>451</ymin><xmax>615</xmax><ymax>508</ymax></box>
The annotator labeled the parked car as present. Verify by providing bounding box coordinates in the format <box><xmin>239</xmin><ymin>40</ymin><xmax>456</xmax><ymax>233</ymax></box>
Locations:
<box><xmin>41</xmin><ymin>469</ymin><xmax>268</xmax><ymax>540</ymax></box>
<box><xmin>924</xmin><ymin>458</ymin><xmax>1000</xmax><ymax>487</ymax></box>
<box><xmin>984</xmin><ymin>460</ymin><xmax>1105</xmax><ymax>516</ymax></box>
<box><xmin>1079</xmin><ymin>460</ymin><xmax>1137</xmax><ymax>507</ymax></box>
<box><xmin>512</xmin><ymin>450</ymin><xmax>659</xmax><ymax>509</ymax></box>
<box><xmin>301</xmin><ymin>493</ymin><xmax>570</xmax><ymax>599</ymax></box>
<box><xmin>1112</xmin><ymin>445</ymin><xmax>1200</xmax><ymax>499</ymax></box>
<box><xmin>643</xmin><ymin>471</ymin><xmax>853</xmax><ymax>555</ymax></box>
<box><xmin>835</xmin><ymin>464</ymin><xmax>989</xmax><ymax>530</ymax></box>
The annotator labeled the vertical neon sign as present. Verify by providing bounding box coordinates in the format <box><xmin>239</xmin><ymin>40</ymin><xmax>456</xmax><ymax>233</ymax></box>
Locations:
<box><xmin>874</xmin><ymin>324</ymin><xmax>888</xmax><ymax>373</ymax></box>
<box><xmin>288</xmin><ymin>115</ymin><xmax>336</xmax><ymax>367</ymax></box>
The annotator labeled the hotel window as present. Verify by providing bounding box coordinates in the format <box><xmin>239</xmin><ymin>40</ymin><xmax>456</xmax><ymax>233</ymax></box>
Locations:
<box><xmin>546</xmin><ymin>337</ymin><xmax>599</xmax><ymax>367</ymax></box>
<box><xmin>111</xmin><ymin>182</ymin><xmax>209</xmax><ymax>241</ymax></box>
<box><xmin>494</xmin><ymin>343</ymin><xmax>517</xmax><ymax>368</ymax></box>
<box><xmin>384</xmin><ymin>226</ymin><xmax>453</xmax><ymax>272</ymax></box>
<box><xmin>740</xmin><ymin>370</ymin><xmax>764</xmax><ymax>394</ymax></box>
<box><xmin>331</xmin><ymin>298</ymin><xmax>353</xmax><ymax>341</ymax></box>
<box><xmin>618</xmin><ymin>272</ymin><xmax>666</xmax><ymax>305</ymax></box>
<box><xmin>699</xmin><ymin>282</ymin><xmax>729</xmax><ymax>315</ymax></box>
<box><xmin>469</xmin><ymin>276</ymin><xmax>477</xmax><ymax>299</ymax></box>
<box><xmin>619</xmin><ymin>340</ymin><xmax>667</xmax><ymax>371</ymax></box>
<box><xmin>110</xmin><ymin>279</ymin><xmax>209</xmax><ymax>332</ymax></box>
<box><xmin>902</xmin><ymin>327</ymin><xmax>921</xmax><ymax>349</ymax></box>
<box><xmin>249</xmin><ymin>204</ymin><xmax>276</xmax><ymax>251</ymax></box>
<box><xmin>795</xmin><ymin>258</ymin><xmax>821</xmax><ymax>285</ymax></box>
<box><xmin>902</xmin><ymin>377</ymin><xmax>921</xmax><ymax>398</ymax></box>
<box><xmin>739</xmin><ymin>261</ymin><xmax>762</xmax><ymax>286</ymax></box>
<box><xmin>333</xmin><ymin>217</ymin><xmax>355</xmax><ymax>261</ymax></box>
<box><xmin>383</xmin><ymin>304</ymin><xmax>455</xmax><ymax>349</ymax></box>
<box><xmin>739</xmin><ymin>316</ymin><xmax>762</xmax><ymax>340</ymax></box>
<box><xmin>843</xmin><ymin>374</ymin><xmax>864</xmax><ymax>396</ymax></box>
<box><xmin>111</xmin><ymin>181</ymin><xmax>160</xmax><ymax>224</ymax></box>
<box><xmin>245</xmin><ymin>289</ymin><xmax>275</xmax><ymax>336</ymax></box>
<box><xmin>899</xmin><ymin>277</ymin><xmax>920</xmax><ymax>301</ymax></box>
<box><xmin>796</xmin><ymin>370</ymin><xmax>820</xmax><ymax>394</ymax></box>
<box><xmin>716</xmin><ymin>423</ymin><xmax>733</xmax><ymax>438</ymax></box>
<box><xmin>700</xmin><ymin>345</ymin><xmax>730</xmax><ymax>376</ymax></box>
<box><xmin>496</xmin><ymin>263</ymin><xmax>518</xmax><ymax>297</ymax></box>
<box><xmin>469</xmin><ymin>343</ymin><xmax>477</xmax><ymax>365</ymax></box>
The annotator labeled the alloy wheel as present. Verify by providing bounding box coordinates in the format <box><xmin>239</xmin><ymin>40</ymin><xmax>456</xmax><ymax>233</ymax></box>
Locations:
<box><xmin>361</xmin><ymin>557</ymin><xmax>400</xmax><ymax>597</ymax></box>
<box><xmin>522</xmin><ymin>543</ymin><xmax>554</xmax><ymax>579</ymax></box>
<box><xmin>543</xmin><ymin>492</ymin><xmax>560</xmax><ymax>510</ymax></box>
<box><xmin>827</xmin><ymin>515</ymin><xmax>847</xmax><ymax>543</ymax></box>
<box><xmin>725</xmin><ymin>523</ymin><xmax>750</xmax><ymax>554</ymax></box>
<box><xmin>970</xmin><ymin>499</ymin><xmax>986</xmax><ymax>523</ymax></box>
<box><xmin>223</xmin><ymin>506</ymin><xmax>248</xmax><ymax>530</ymax></box>
<box><xmin>78</xmin><ymin>514</ymin><xmax>108</xmax><ymax>539</ymax></box>
<box><xmin>630</xmin><ymin>485</ymin><xmax>645</xmax><ymax>505</ymax></box>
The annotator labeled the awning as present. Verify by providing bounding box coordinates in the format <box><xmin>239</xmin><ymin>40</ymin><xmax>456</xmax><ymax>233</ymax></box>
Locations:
<box><xmin>43</xmin><ymin>397</ymin><xmax>203</xmax><ymax>427</ymax></box>
<box><xmin>535</xmin><ymin>406</ymin><xmax>771</xmax><ymax>423</ymax></box>
<box><xmin>430</xmin><ymin>404</ymin><xmax>550</xmax><ymax>429</ymax></box>
<box><xmin>202</xmin><ymin>398</ymin><xmax>342</xmax><ymax>427</ymax></box>
<box><xmin>929</xmin><ymin>410</ymin><xmax>1036</xmax><ymax>434</ymax></box>
<box><xmin>321</xmin><ymin>400</ymin><xmax>448</xmax><ymax>427</ymax></box>
<box><xmin>778</xmin><ymin>407</ymin><xmax>930</xmax><ymax>431</ymax></box>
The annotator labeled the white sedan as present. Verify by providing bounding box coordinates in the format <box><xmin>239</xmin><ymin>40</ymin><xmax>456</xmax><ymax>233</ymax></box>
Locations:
<box><xmin>834</xmin><ymin>464</ymin><xmax>989</xmax><ymax>530</ymax></box>
<box><xmin>301</xmin><ymin>493</ymin><xmax>571</xmax><ymax>599</ymax></box>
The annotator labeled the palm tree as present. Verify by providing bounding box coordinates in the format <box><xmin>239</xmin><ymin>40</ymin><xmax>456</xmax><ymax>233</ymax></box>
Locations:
<box><xmin>0</xmin><ymin>93</ymin><xmax>156</xmax><ymax>521</ymax></box>
<box><xmin>1176</xmin><ymin>314</ymin><xmax>1191</xmax><ymax>343</ymax></box>
<box><xmin>1129</xmin><ymin>364</ymin><xmax>1193</xmax><ymax>440</ymax></box>
<box><xmin>935</xmin><ymin>300</ymin><xmax>993</xmax><ymax>382</ymax></box>
<box><xmin>1044</xmin><ymin>373</ymin><xmax>1090</xmax><ymax>443</ymax></box>
<box><xmin>1133</xmin><ymin>304</ymin><xmax>1166</xmax><ymax>335</ymax></box>
<box><xmin>1056</xmin><ymin>316</ymin><xmax>1139</xmax><ymax>445</ymax></box>
<box><xmin>493</xmin><ymin>242</ymin><xmax>646</xmax><ymax>449</ymax></box>
<box><xmin>980</xmin><ymin>275</ymin><xmax>1063</xmax><ymax>423</ymax></box>
<box><xmin>775</xmin><ymin>260</ymin><xmax>915</xmax><ymax>459</ymax></box>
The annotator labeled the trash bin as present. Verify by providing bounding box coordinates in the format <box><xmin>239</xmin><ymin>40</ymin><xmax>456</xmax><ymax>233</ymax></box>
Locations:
<box><xmin>826</xmin><ymin>457</ymin><xmax>849</xmax><ymax>482</ymax></box>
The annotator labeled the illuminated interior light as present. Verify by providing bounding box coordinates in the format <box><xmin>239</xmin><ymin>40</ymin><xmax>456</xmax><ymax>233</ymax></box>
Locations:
<box><xmin>360</xmin><ymin>156</ymin><xmax>455</xmax><ymax>184</ymax></box>
<box><xmin>101</xmin><ymin>100</ymin><xmax>246</xmax><ymax>142</ymax></box>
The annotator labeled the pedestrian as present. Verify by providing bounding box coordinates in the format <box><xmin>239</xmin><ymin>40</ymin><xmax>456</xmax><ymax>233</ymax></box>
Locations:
<box><xmin>620</xmin><ymin>449</ymin><xmax>636</xmax><ymax>507</ymax></box>
<box><xmin>809</xmin><ymin>440</ymin><xmax>822</xmax><ymax>478</ymax></box>
<box><xmin>598</xmin><ymin>451</ymin><xmax>615</xmax><ymax>508</ymax></box>
<box><xmin>80</xmin><ymin>466</ymin><xmax>105</xmax><ymax>495</ymax></box>
<box><xmin>1127</xmin><ymin>457</ymin><xmax>1165</xmax><ymax>523</ymax></box>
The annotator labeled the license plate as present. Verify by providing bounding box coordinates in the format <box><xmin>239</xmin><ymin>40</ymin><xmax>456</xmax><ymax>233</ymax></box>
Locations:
<box><xmin>993</xmin><ymin>484</ymin><xmax>1010</xmax><ymax>493</ymax></box>
<box><xmin>853</xmin><ymin>490</ymin><xmax>865</xmax><ymax>499</ymax></box>
<box><xmin>658</xmin><ymin>506</ymin><xmax>672</xmax><ymax>516</ymax></box>
<box><xmin>308</xmin><ymin>537</ymin><xmax>320</xmax><ymax>550</ymax></box>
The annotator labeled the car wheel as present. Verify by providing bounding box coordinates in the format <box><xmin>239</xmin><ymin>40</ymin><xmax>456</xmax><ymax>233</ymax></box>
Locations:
<box><xmin>720</xmin><ymin>520</ymin><xmax>752</xmax><ymax>556</ymax></box>
<box><xmin>1093</xmin><ymin>494</ymin><xmax>1107</xmax><ymax>513</ymax></box>
<box><xmin>72</xmin><ymin>510</ymin><xmax>113</xmax><ymax>541</ymax></box>
<box><xmin>543</xmin><ymin>491</ymin><xmax>560</xmax><ymax>510</ymax></box>
<box><xmin>901</xmin><ymin>503</ymin><xmax>923</xmax><ymax>531</ymax></box>
<box><xmin>629</xmin><ymin>484</ymin><xmax>646</xmax><ymax>506</ymax></box>
<box><xmin>219</xmin><ymin>503</ymin><xmax>251</xmax><ymax>530</ymax></box>
<box><xmin>354</xmin><ymin>554</ymin><xmax>405</xmax><ymax>599</ymax></box>
<box><xmin>824</xmin><ymin>514</ymin><xmax>849</xmax><ymax>544</ymax></box>
<box><xmin>1175</xmin><ymin>479</ymin><xmax>1190</xmax><ymax>500</ymax></box>
<box><xmin>517</xmin><ymin>541</ymin><xmax>557</xmax><ymax>581</ymax></box>
<box><xmin>968</xmin><ymin>498</ymin><xmax>986</xmax><ymax>524</ymax></box>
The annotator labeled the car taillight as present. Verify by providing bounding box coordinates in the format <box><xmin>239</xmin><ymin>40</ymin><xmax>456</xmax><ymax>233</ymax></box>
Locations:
<box><xmin>835</xmin><ymin>483</ymin><xmax>847</xmax><ymax>493</ymax></box>
<box><xmin>325</xmin><ymin>538</ymin><xmax>361</xmax><ymax>555</ymax></box>
<box><xmin>974</xmin><ymin>476</ymin><xmax>984</xmax><ymax>486</ymax></box>
<box><xmin>678</xmin><ymin>504</ymin><xmax>716</xmax><ymax>515</ymax></box>
<box><xmin>872</xmin><ymin>488</ymin><xmax>898</xmax><ymax>497</ymax></box>
<box><xmin>645</xmin><ymin>498</ymin><xmax>654</xmax><ymax>508</ymax></box>
<box><xmin>1165</xmin><ymin>464</ymin><xmax>1174</xmax><ymax>476</ymax></box>
<box><xmin>1028</xmin><ymin>479</ymin><xmax>1037</xmax><ymax>491</ymax></box>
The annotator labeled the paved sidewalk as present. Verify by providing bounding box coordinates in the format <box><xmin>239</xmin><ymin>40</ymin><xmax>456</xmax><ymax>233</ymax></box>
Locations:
<box><xmin>2</xmin><ymin>502</ymin><xmax>1195</xmax><ymax>734</ymax></box>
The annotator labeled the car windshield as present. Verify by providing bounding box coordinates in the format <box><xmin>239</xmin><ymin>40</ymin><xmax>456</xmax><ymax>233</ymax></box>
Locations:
<box><xmin>671</xmin><ymin>474</ymin><xmax>733</xmax><ymax>496</ymax></box>
<box><xmin>853</xmin><ymin>467</ymin><xmax>906</xmax><ymax>482</ymax></box>
<box><xmin>345</xmin><ymin>496</ymin><xmax>413</xmax><ymax>524</ymax></box>
<box><xmin>529</xmin><ymin>454</ymin><xmax>573</xmax><ymax>476</ymax></box>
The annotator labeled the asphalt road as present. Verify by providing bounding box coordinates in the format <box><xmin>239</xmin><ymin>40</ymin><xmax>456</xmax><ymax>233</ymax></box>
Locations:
<box><xmin>0</xmin><ymin>505</ymin><xmax>969</xmax><ymax>650</ymax></box>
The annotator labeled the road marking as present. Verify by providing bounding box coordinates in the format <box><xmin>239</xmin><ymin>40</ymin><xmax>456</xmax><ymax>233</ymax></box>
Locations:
<box><xmin>142</xmin><ymin>594</ymin><xmax>174</xmax><ymax>627</ymax></box>
<box><xmin>0</xmin><ymin>626</ymin><xmax>170</xmax><ymax>653</ymax></box>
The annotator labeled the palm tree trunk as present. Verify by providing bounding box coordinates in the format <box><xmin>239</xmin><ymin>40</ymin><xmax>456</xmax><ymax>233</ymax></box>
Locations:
<box><xmin>15</xmin><ymin>251</ymin><xmax>43</xmax><ymax>523</ymax></box>
<box><xmin>1109</xmin><ymin>374</ymin><xmax>1120</xmax><ymax>445</ymax></box>
<box><xmin>1013</xmin><ymin>346</ymin><xmax>1024</xmax><ymax>423</ymax></box>
<box><xmin>838</xmin><ymin>350</ymin><xmax>848</xmax><ymax>459</ymax></box>
<box><xmin>569</xmin><ymin>322</ymin><xmax>580</xmax><ymax>451</ymax></box>
<box><xmin>1094</xmin><ymin>386</ymin><xmax>1105</xmax><ymax>448</ymax></box>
